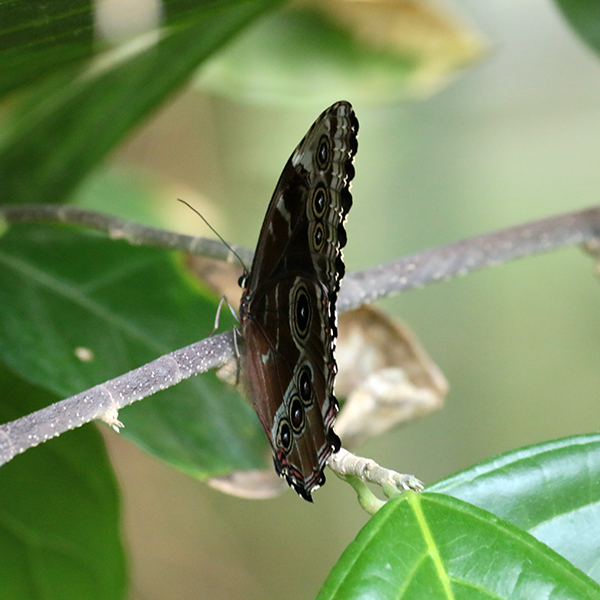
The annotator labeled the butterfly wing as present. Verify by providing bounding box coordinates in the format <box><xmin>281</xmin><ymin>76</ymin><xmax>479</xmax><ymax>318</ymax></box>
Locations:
<box><xmin>240</xmin><ymin>101</ymin><xmax>358</xmax><ymax>500</ymax></box>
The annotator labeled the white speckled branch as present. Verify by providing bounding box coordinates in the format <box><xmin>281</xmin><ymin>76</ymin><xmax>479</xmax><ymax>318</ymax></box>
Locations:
<box><xmin>0</xmin><ymin>332</ymin><xmax>234</xmax><ymax>467</ymax></box>
<box><xmin>1</xmin><ymin>204</ymin><xmax>599</xmax><ymax>467</ymax></box>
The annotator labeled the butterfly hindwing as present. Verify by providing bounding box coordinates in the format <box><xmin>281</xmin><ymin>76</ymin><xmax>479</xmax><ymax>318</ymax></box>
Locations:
<box><xmin>240</xmin><ymin>101</ymin><xmax>358</xmax><ymax>501</ymax></box>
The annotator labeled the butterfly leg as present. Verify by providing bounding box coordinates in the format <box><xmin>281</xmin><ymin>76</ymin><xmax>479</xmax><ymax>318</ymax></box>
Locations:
<box><xmin>214</xmin><ymin>295</ymin><xmax>239</xmax><ymax>331</ymax></box>
<box><xmin>232</xmin><ymin>327</ymin><xmax>243</xmax><ymax>386</ymax></box>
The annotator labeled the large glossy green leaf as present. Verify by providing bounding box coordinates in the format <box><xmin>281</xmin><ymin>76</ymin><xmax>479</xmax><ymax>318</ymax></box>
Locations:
<box><xmin>0</xmin><ymin>0</ymin><xmax>282</xmax><ymax>205</ymax></box>
<box><xmin>429</xmin><ymin>434</ymin><xmax>600</xmax><ymax>584</ymax></box>
<box><xmin>0</xmin><ymin>361</ymin><xmax>126</xmax><ymax>600</ymax></box>
<box><xmin>318</xmin><ymin>491</ymin><xmax>600</xmax><ymax>600</ymax></box>
<box><xmin>0</xmin><ymin>223</ymin><xmax>267</xmax><ymax>477</ymax></box>
<box><xmin>554</xmin><ymin>0</ymin><xmax>600</xmax><ymax>55</ymax></box>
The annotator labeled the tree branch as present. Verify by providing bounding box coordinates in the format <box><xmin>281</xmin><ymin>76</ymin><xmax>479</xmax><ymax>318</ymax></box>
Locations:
<box><xmin>0</xmin><ymin>332</ymin><xmax>234</xmax><ymax>467</ymax></box>
<box><xmin>1</xmin><ymin>204</ymin><xmax>599</xmax><ymax>468</ymax></box>
<box><xmin>0</xmin><ymin>203</ymin><xmax>254</xmax><ymax>265</ymax></box>
<box><xmin>339</xmin><ymin>205</ymin><xmax>600</xmax><ymax>311</ymax></box>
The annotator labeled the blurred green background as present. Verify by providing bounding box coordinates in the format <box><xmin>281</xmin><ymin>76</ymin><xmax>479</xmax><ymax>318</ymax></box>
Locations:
<box><xmin>70</xmin><ymin>1</ymin><xmax>600</xmax><ymax>598</ymax></box>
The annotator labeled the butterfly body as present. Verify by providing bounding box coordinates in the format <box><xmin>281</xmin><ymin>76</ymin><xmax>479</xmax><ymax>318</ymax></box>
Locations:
<box><xmin>240</xmin><ymin>101</ymin><xmax>358</xmax><ymax>501</ymax></box>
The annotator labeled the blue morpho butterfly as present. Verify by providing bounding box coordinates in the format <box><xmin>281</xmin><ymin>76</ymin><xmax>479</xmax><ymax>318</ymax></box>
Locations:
<box><xmin>237</xmin><ymin>101</ymin><xmax>359</xmax><ymax>501</ymax></box>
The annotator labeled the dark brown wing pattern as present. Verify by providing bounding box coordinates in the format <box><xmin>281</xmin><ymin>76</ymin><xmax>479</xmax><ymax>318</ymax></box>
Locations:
<box><xmin>239</xmin><ymin>101</ymin><xmax>359</xmax><ymax>501</ymax></box>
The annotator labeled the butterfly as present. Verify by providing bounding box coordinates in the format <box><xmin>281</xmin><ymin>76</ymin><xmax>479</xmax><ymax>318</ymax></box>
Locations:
<box><xmin>239</xmin><ymin>101</ymin><xmax>359</xmax><ymax>501</ymax></box>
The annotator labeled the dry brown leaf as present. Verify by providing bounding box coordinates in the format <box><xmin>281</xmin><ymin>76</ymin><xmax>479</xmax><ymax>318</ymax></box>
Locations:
<box><xmin>335</xmin><ymin>305</ymin><xmax>447</xmax><ymax>446</ymax></box>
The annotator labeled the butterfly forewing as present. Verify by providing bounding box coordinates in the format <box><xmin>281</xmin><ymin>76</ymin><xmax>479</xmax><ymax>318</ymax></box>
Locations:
<box><xmin>240</xmin><ymin>101</ymin><xmax>358</xmax><ymax>501</ymax></box>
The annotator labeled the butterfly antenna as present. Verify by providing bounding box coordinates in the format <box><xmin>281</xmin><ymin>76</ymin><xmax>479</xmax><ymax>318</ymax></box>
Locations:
<box><xmin>177</xmin><ymin>198</ymin><xmax>248</xmax><ymax>274</ymax></box>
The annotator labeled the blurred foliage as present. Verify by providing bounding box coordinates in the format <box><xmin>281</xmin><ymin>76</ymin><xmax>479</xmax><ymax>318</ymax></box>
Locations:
<box><xmin>555</xmin><ymin>0</ymin><xmax>600</xmax><ymax>55</ymax></box>
<box><xmin>198</xmin><ymin>0</ymin><xmax>485</xmax><ymax>107</ymax></box>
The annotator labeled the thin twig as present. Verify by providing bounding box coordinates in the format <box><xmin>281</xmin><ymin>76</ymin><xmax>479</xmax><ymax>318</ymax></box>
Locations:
<box><xmin>327</xmin><ymin>447</ymin><xmax>423</xmax><ymax>514</ymax></box>
<box><xmin>0</xmin><ymin>204</ymin><xmax>254</xmax><ymax>265</ymax></box>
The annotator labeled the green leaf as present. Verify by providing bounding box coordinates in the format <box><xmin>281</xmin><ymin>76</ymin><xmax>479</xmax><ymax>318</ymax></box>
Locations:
<box><xmin>0</xmin><ymin>0</ymin><xmax>282</xmax><ymax>205</ymax></box>
<box><xmin>554</xmin><ymin>0</ymin><xmax>600</xmax><ymax>56</ymax></box>
<box><xmin>0</xmin><ymin>223</ymin><xmax>267</xmax><ymax>477</ymax></box>
<box><xmin>0</xmin><ymin>0</ymin><xmax>282</xmax><ymax>98</ymax></box>
<box><xmin>429</xmin><ymin>434</ymin><xmax>600</xmax><ymax>584</ymax></box>
<box><xmin>200</xmin><ymin>4</ymin><xmax>485</xmax><ymax>107</ymax></box>
<box><xmin>318</xmin><ymin>492</ymin><xmax>600</xmax><ymax>600</ymax></box>
<box><xmin>201</xmin><ymin>6</ymin><xmax>416</xmax><ymax>107</ymax></box>
<box><xmin>0</xmin><ymin>0</ymin><xmax>94</xmax><ymax>97</ymax></box>
<box><xmin>0</xmin><ymin>361</ymin><xmax>126</xmax><ymax>600</ymax></box>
